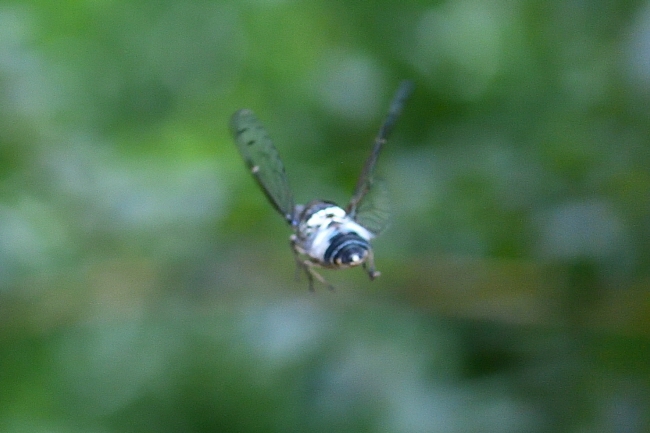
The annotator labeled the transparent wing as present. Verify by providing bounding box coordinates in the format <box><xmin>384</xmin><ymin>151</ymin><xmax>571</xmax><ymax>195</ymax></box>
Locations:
<box><xmin>347</xmin><ymin>80</ymin><xmax>414</xmax><ymax>229</ymax></box>
<box><xmin>354</xmin><ymin>178</ymin><xmax>391</xmax><ymax>235</ymax></box>
<box><xmin>230</xmin><ymin>109</ymin><xmax>295</xmax><ymax>223</ymax></box>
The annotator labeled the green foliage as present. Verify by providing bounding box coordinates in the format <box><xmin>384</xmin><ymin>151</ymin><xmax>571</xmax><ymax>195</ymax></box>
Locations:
<box><xmin>1</xmin><ymin>0</ymin><xmax>649</xmax><ymax>432</ymax></box>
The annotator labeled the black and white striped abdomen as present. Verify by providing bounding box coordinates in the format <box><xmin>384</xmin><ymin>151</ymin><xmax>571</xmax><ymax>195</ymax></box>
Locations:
<box><xmin>324</xmin><ymin>232</ymin><xmax>370</xmax><ymax>266</ymax></box>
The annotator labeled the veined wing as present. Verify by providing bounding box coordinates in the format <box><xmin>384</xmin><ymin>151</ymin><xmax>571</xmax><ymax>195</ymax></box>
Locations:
<box><xmin>347</xmin><ymin>80</ymin><xmax>414</xmax><ymax>232</ymax></box>
<box><xmin>230</xmin><ymin>109</ymin><xmax>295</xmax><ymax>224</ymax></box>
<box><xmin>354</xmin><ymin>177</ymin><xmax>391</xmax><ymax>235</ymax></box>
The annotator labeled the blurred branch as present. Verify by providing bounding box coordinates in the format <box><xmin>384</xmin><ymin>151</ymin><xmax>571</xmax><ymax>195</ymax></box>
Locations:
<box><xmin>391</xmin><ymin>257</ymin><xmax>650</xmax><ymax>337</ymax></box>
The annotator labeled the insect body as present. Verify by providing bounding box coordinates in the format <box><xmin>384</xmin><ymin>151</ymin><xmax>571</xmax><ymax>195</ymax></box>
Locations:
<box><xmin>230</xmin><ymin>81</ymin><xmax>414</xmax><ymax>290</ymax></box>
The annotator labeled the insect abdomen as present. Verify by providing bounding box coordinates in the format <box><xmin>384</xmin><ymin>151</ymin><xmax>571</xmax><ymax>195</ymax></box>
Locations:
<box><xmin>324</xmin><ymin>232</ymin><xmax>370</xmax><ymax>266</ymax></box>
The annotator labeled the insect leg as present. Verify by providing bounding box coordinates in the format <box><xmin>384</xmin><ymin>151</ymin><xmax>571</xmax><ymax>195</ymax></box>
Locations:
<box><xmin>305</xmin><ymin>262</ymin><xmax>334</xmax><ymax>291</ymax></box>
<box><xmin>363</xmin><ymin>248</ymin><xmax>381</xmax><ymax>281</ymax></box>
<box><xmin>290</xmin><ymin>237</ymin><xmax>334</xmax><ymax>291</ymax></box>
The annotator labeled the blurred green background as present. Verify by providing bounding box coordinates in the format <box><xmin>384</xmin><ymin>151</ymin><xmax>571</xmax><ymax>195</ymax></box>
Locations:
<box><xmin>1</xmin><ymin>0</ymin><xmax>650</xmax><ymax>432</ymax></box>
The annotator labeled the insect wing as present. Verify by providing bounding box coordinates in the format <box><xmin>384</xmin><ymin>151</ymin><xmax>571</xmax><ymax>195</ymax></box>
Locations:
<box><xmin>354</xmin><ymin>177</ymin><xmax>390</xmax><ymax>235</ymax></box>
<box><xmin>347</xmin><ymin>80</ymin><xmax>414</xmax><ymax>219</ymax></box>
<box><xmin>230</xmin><ymin>109</ymin><xmax>295</xmax><ymax>223</ymax></box>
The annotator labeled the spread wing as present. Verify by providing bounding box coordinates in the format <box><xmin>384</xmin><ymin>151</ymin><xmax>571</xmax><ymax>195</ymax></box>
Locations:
<box><xmin>230</xmin><ymin>109</ymin><xmax>295</xmax><ymax>224</ymax></box>
<box><xmin>347</xmin><ymin>80</ymin><xmax>414</xmax><ymax>234</ymax></box>
<box><xmin>353</xmin><ymin>177</ymin><xmax>391</xmax><ymax>235</ymax></box>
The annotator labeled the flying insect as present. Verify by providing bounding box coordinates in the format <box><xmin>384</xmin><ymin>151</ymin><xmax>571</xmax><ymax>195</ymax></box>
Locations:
<box><xmin>230</xmin><ymin>81</ymin><xmax>414</xmax><ymax>290</ymax></box>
